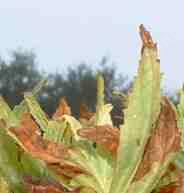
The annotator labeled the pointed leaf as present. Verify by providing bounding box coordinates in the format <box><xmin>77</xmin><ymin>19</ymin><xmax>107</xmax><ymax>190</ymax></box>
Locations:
<box><xmin>109</xmin><ymin>25</ymin><xmax>161</xmax><ymax>193</ymax></box>
<box><xmin>53</xmin><ymin>98</ymin><xmax>71</xmax><ymax>119</ymax></box>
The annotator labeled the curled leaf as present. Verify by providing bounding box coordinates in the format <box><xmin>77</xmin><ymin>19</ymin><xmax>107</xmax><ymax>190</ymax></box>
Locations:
<box><xmin>78</xmin><ymin>124</ymin><xmax>119</xmax><ymax>154</ymax></box>
<box><xmin>53</xmin><ymin>98</ymin><xmax>71</xmax><ymax>119</ymax></box>
<box><xmin>9</xmin><ymin>113</ymin><xmax>69</xmax><ymax>163</ymax></box>
<box><xmin>135</xmin><ymin>97</ymin><xmax>181</xmax><ymax>180</ymax></box>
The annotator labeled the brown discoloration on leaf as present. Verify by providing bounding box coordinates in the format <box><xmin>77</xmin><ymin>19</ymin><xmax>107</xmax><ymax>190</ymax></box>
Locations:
<box><xmin>139</xmin><ymin>24</ymin><xmax>157</xmax><ymax>56</ymax></box>
<box><xmin>134</xmin><ymin>97</ymin><xmax>181</xmax><ymax>180</ymax></box>
<box><xmin>154</xmin><ymin>185</ymin><xmax>178</xmax><ymax>193</ymax></box>
<box><xmin>78</xmin><ymin>124</ymin><xmax>119</xmax><ymax>154</ymax></box>
<box><xmin>48</xmin><ymin>163</ymin><xmax>86</xmax><ymax>180</ymax></box>
<box><xmin>139</xmin><ymin>24</ymin><xmax>156</xmax><ymax>49</ymax></box>
<box><xmin>24</xmin><ymin>176</ymin><xmax>81</xmax><ymax>193</ymax></box>
<box><xmin>80</xmin><ymin>104</ymin><xmax>94</xmax><ymax>120</ymax></box>
<box><xmin>173</xmin><ymin>172</ymin><xmax>184</xmax><ymax>193</ymax></box>
<box><xmin>155</xmin><ymin>172</ymin><xmax>184</xmax><ymax>193</ymax></box>
<box><xmin>162</xmin><ymin>163</ymin><xmax>178</xmax><ymax>179</ymax></box>
<box><xmin>9</xmin><ymin>113</ymin><xmax>69</xmax><ymax>163</ymax></box>
<box><xmin>53</xmin><ymin>98</ymin><xmax>71</xmax><ymax>119</ymax></box>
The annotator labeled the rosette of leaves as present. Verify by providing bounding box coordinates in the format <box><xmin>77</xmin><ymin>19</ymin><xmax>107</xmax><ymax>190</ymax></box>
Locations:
<box><xmin>0</xmin><ymin>25</ymin><xmax>183</xmax><ymax>193</ymax></box>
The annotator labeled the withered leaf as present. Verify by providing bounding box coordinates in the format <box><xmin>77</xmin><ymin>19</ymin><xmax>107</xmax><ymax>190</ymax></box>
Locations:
<box><xmin>53</xmin><ymin>98</ymin><xmax>71</xmax><ymax>119</ymax></box>
<box><xmin>9</xmin><ymin>113</ymin><xmax>69</xmax><ymax>163</ymax></box>
<box><xmin>78</xmin><ymin>124</ymin><xmax>119</xmax><ymax>154</ymax></box>
<box><xmin>24</xmin><ymin>176</ymin><xmax>81</xmax><ymax>193</ymax></box>
<box><xmin>80</xmin><ymin>104</ymin><xmax>94</xmax><ymax>120</ymax></box>
<box><xmin>134</xmin><ymin>97</ymin><xmax>181</xmax><ymax>180</ymax></box>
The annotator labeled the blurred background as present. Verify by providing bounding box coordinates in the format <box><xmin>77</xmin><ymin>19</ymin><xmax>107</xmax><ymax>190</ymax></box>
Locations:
<box><xmin>0</xmin><ymin>0</ymin><xmax>183</xmax><ymax>121</ymax></box>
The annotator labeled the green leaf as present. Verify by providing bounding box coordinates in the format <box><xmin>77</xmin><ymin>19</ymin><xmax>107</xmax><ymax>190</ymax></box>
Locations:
<box><xmin>0</xmin><ymin>125</ymin><xmax>27</xmax><ymax>193</ymax></box>
<box><xmin>24</xmin><ymin>92</ymin><xmax>49</xmax><ymax>132</ymax></box>
<box><xmin>109</xmin><ymin>46</ymin><xmax>161</xmax><ymax>193</ymax></box>
<box><xmin>69</xmin><ymin>141</ymin><xmax>114</xmax><ymax>193</ymax></box>
<box><xmin>0</xmin><ymin>97</ymin><xmax>18</xmax><ymax>127</ymax></box>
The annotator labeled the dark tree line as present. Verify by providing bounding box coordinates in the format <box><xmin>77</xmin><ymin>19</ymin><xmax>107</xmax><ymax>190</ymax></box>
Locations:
<box><xmin>0</xmin><ymin>50</ymin><xmax>131</xmax><ymax>125</ymax></box>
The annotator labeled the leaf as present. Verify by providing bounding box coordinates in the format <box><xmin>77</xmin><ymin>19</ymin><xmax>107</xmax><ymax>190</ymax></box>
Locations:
<box><xmin>53</xmin><ymin>98</ymin><xmax>72</xmax><ymax>119</ymax></box>
<box><xmin>46</xmin><ymin>120</ymin><xmax>67</xmax><ymax>143</ymax></box>
<box><xmin>13</xmin><ymin>79</ymin><xmax>48</xmax><ymax>120</ymax></box>
<box><xmin>155</xmin><ymin>172</ymin><xmax>184</xmax><ymax>193</ymax></box>
<box><xmin>9</xmin><ymin>113</ymin><xmax>69</xmax><ymax>163</ymax></box>
<box><xmin>70</xmin><ymin>174</ymin><xmax>104</xmax><ymax>193</ymax></box>
<box><xmin>0</xmin><ymin>121</ymin><xmax>27</xmax><ymax>193</ymax></box>
<box><xmin>177</xmin><ymin>87</ymin><xmax>184</xmax><ymax>151</ymax></box>
<box><xmin>139</xmin><ymin>24</ymin><xmax>156</xmax><ymax>49</ymax></box>
<box><xmin>155</xmin><ymin>185</ymin><xmax>177</xmax><ymax>193</ymax></box>
<box><xmin>78</xmin><ymin>124</ymin><xmax>119</xmax><ymax>154</ymax></box>
<box><xmin>134</xmin><ymin>97</ymin><xmax>181</xmax><ymax>181</ymax></box>
<box><xmin>0</xmin><ymin>177</ymin><xmax>10</xmax><ymax>193</ymax></box>
<box><xmin>0</xmin><ymin>97</ymin><xmax>18</xmax><ymax>127</ymax></box>
<box><xmin>48</xmin><ymin>163</ymin><xmax>86</xmax><ymax>180</ymax></box>
<box><xmin>95</xmin><ymin>104</ymin><xmax>113</xmax><ymax>126</ymax></box>
<box><xmin>61</xmin><ymin>115</ymin><xmax>82</xmax><ymax>140</ymax></box>
<box><xmin>24</xmin><ymin>176</ymin><xmax>81</xmax><ymax>193</ymax></box>
<box><xmin>69</xmin><ymin>140</ymin><xmax>114</xmax><ymax>193</ymax></box>
<box><xmin>80</xmin><ymin>104</ymin><xmax>94</xmax><ymax>120</ymax></box>
<box><xmin>24</xmin><ymin>92</ymin><xmax>49</xmax><ymax>132</ymax></box>
<box><xmin>127</xmin><ymin>97</ymin><xmax>181</xmax><ymax>193</ymax></box>
<box><xmin>109</xmin><ymin>25</ymin><xmax>161</xmax><ymax>193</ymax></box>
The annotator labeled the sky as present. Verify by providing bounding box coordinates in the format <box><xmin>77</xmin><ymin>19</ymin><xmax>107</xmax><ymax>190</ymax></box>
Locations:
<box><xmin>0</xmin><ymin>0</ymin><xmax>183</xmax><ymax>91</ymax></box>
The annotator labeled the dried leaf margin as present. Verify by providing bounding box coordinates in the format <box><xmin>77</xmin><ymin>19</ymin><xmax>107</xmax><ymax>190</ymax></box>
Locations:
<box><xmin>8</xmin><ymin>113</ymin><xmax>69</xmax><ymax>164</ymax></box>
<box><xmin>134</xmin><ymin>97</ymin><xmax>181</xmax><ymax>181</ymax></box>
<box><xmin>78</xmin><ymin>124</ymin><xmax>119</xmax><ymax>154</ymax></box>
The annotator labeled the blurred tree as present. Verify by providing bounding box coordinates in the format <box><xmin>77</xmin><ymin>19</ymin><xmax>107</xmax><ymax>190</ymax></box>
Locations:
<box><xmin>0</xmin><ymin>50</ymin><xmax>41</xmax><ymax>107</ymax></box>
<box><xmin>0</xmin><ymin>51</ymin><xmax>130</xmax><ymax>125</ymax></box>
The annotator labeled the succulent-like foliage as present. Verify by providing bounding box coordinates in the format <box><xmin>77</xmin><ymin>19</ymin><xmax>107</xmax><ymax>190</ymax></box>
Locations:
<box><xmin>0</xmin><ymin>25</ymin><xmax>184</xmax><ymax>193</ymax></box>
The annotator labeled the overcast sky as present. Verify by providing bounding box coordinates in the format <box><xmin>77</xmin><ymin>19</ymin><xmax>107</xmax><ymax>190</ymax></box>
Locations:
<box><xmin>0</xmin><ymin>0</ymin><xmax>183</xmax><ymax>91</ymax></box>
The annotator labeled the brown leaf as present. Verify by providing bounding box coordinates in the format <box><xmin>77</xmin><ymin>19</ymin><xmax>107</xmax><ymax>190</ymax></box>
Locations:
<box><xmin>53</xmin><ymin>98</ymin><xmax>71</xmax><ymax>119</ymax></box>
<box><xmin>9</xmin><ymin>113</ymin><xmax>69</xmax><ymax>163</ymax></box>
<box><xmin>24</xmin><ymin>176</ymin><xmax>81</xmax><ymax>193</ymax></box>
<box><xmin>78</xmin><ymin>124</ymin><xmax>119</xmax><ymax>154</ymax></box>
<box><xmin>134</xmin><ymin>97</ymin><xmax>181</xmax><ymax>180</ymax></box>
<box><xmin>80</xmin><ymin>104</ymin><xmax>94</xmax><ymax>120</ymax></box>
